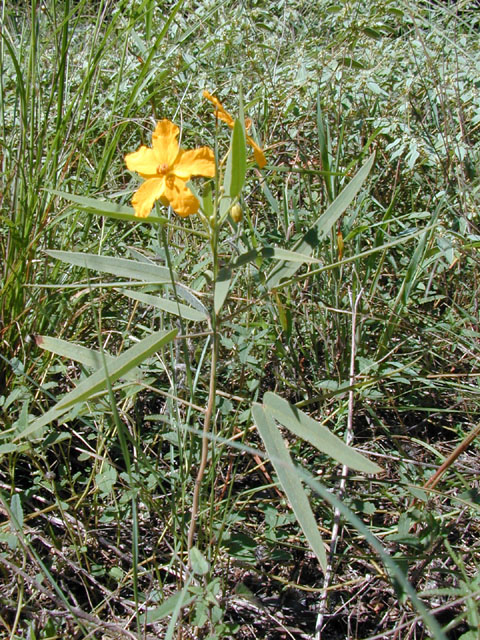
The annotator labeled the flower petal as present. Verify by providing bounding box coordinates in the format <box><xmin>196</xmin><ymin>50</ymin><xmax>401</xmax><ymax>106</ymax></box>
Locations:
<box><xmin>125</xmin><ymin>146</ymin><xmax>160</xmax><ymax>179</ymax></box>
<box><xmin>131</xmin><ymin>177</ymin><xmax>166</xmax><ymax>218</ymax></box>
<box><xmin>163</xmin><ymin>175</ymin><xmax>200</xmax><ymax>217</ymax></box>
<box><xmin>203</xmin><ymin>90</ymin><xmax>266</xmax><ymax>168</ymax></box>
<box><xmin>173</xmin><ymin>147</ymin><xmax>216</xmax><ymax>180</ymax></box>
<box><xmin>203</xmin><ymin>90</ymin><xmax>225</xmax><ymax>114</ymax></box>
<box><xmin>203</xmin><ymin>90</ymin><xmax>235</xmax><ymax>128</ymax></box>
<box><xmin>152</xmin><ymin>120</ymin><xmax>180</xmax><ymax>167</ymax></box>
<box><xmin>216</xmin><ymin>110</ymin><xmax>235</xmax><ymax>129</ymax></box>
<box><xmin>248</xmin><ymin>136</ymin><xmax>267</xmax><ymax>169</ymax></box>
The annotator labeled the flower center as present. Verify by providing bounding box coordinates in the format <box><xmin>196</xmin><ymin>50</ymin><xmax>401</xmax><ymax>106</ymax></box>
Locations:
<box><xmin>156</xmin><ymin>163</ymin><xmax>169</xmax><ymax>175</ymax></box>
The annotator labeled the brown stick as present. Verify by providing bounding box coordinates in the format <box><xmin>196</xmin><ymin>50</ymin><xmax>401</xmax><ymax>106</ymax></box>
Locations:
<box><xmin>422</xmin><ymin>423</ymin><xmax>480</xmax><ymax>492</ymax></box>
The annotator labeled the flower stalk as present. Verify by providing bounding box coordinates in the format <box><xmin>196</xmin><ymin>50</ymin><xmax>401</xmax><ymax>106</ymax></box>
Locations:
<box><xmin>187</xmin><ymin>325</ymin><xmax>218</xmax><ymax>557</ymax></box>
<box><xmin>186</xmin><ymin>171</ymin><xmax>222</xmax><ymax>562</ymax></box>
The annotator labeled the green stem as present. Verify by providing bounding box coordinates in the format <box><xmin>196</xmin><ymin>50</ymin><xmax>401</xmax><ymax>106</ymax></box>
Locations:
<box><xmin>161</xmin><ymin>222</ymin><xmax>195</xmax><ymax>396</ymax></box>
<box><xmin>187</xmin><ymin>206</ymin><xmax>219</xmax><ymax>560</ymax></box>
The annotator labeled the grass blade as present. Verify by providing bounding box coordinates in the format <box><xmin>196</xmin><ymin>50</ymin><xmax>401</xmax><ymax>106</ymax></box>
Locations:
<box><xmin>267</xmin><ymin>153</ymin><xmax>375</xmax><ymax>288</ymax></box>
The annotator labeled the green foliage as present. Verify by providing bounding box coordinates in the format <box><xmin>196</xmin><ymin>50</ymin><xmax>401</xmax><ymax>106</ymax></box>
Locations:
<box><xmin>1</xmin><ymin>0</ymin><xmax>480</xmax><ymax>638</ymax></box>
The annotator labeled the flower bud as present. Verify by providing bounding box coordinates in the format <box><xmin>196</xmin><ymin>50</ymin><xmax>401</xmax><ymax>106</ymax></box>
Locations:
<box><xmin>231</xmin><ymin>204</ymin><xmax>243</xmax><ymax>223</ymax></box>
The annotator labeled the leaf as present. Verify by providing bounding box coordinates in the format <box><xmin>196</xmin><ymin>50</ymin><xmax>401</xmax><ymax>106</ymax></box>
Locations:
<box><xmin>224</xmin><ymin>119</ymin><xmax>247</xmax><ymax>200</ymax></box>
<box><xmin>189</xmin><ymin>546</ymin><xmax>210</xmax><ymax>575</ymax></box>
<box><xmin>214</xmin><ymin>267</ymin><xmax>232</xmax><ymax>316</ymax></box>
<box><xmin>14</xmin><ymin>328</ymin><xmax>177</xmax><ymax>441</ymax></box>
<box><xmin>363</xmin><ymin>26</ymin><xmax>382</xmax><ymax>39</ymax></box>
<box><xmin>317</xmin><ymin>96</ymin><xmax>334</xmax><ymax>203</ymax></box>
<box><xmin>35</xmin><ymin>335</ymin><xmax>141</xmax><ymax>381</ymax></box>
<box><xmin>0</xmin><ymin>443</ymin><xmax>27</xmax><ymax>456</ymax></box>
<box><xmin>338</xmin><ymin>56</ymin><xmax>368</xmax><ymax>70</ymax></box>
<box><xmin>49</xmin><ymin>190</ymin><xmax>168</xmax><ymax>224</ymax></box>
<box><xmin>262</xmin><ymin>246</ymin><xmax>322</xmax><ymax>264</ymax></box>
<box><xmin>56</xmin><ymin>329</ymin><xmax>177</xmax><ymax>410</ymax></box>
<box><xmin>120</xmin><ymin>289</ymin><xmax>208</xmax><ymax>322</ymax></box>
<box><xmin>173</xmin><ymin>285</ymin><xmax>209</xmax><ymax>316</ymax></box>
<box><xmin>223</xmin><ymin>532</ymin><xmax>258</xmax><ymax>564</ymax></box>
<box><xmin>252</xmin><ymin>403</ymin><xmax>327</xmax><ymax>571</ymax></box>
<box><xmin>138</xmin><ymin>588</ymin><xmax>195</xmax><ymax>625</ymax></box>
<box><xmin>263</xmin><ymin>392</ymin><xmax>381</xmax><ymax>474</ymax></box>
<box><xmin>46</xmin><ymin>250</ymin><xmax>174</xmax><ymax>283</ymax></box>
<box><xmin>266</xmin><ymin>153</ymin><xmax>375</xmax><ymax>288</ymax></box>
<box><xmin>230</xmin><ymin>245</ymin><xmax>321</xmax><ymax>272</ymax></box>
<box><xmin>10</xmin><ymin>493</ymin><xmax>23</xmax><ymax>529</ymax></box>
<box><xmin>95</xmin><ymin>465</ymin><xmax>118</xmax><ymax>494</ymax></box>
<box><xmin>400</xmin><ymin>230</ymin><xmax>429</xmax><ymax>305</ymax></box>
<box><xmin>202</xmin><ymin>182</ymin><xmax>213</xmax><ymax>218</ymax></box>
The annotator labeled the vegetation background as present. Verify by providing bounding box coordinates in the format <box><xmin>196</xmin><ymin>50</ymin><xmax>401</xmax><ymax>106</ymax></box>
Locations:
<box><xmin>1</xmin><ymin>0</ymin><xmax>479</xmax><ymax>638</ymax></box>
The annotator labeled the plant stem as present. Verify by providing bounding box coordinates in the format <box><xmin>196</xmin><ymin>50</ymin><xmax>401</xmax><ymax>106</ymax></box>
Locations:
<box><xmin>187</xmin><ymin>323</ymin><xmax>217</xmax><ymax>558</ymax></box>
<box><xmin>187</xmin><ymin>212</ymin><xmax>219</xmax><ymax>561</ymax></box>
<box><xmin>315</xmin><ymin>288</ymin><xmax>363</xmax><ymax>638</ymax></box>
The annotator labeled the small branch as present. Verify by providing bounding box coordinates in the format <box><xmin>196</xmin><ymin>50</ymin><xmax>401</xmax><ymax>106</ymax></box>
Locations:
<box><xmin>315</xmin><ymin>288</ymin><xmax>363</xmax><ymax>638</ymax></box>
<box><xmin>422</xmin><ymin>422</ymin><xmax>480</xmax><ymax>492</ymax></box>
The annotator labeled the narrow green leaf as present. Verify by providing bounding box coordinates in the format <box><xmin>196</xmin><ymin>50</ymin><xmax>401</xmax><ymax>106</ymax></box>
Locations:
<box><xmin>120</xmin><ymin>289</ymin><xmax>208</xmax><ymax>322</ymax></box>
<box><xmin>14</xmin><ymin>329</ymin><xmax>177</xmax><ymax>441</ymax></box>
<box><xmin>267</xmin><ymin>153</ymin><xmax>375</xmax><ymax>288</ymax></box>
<box><xmin>0</xmin><ymin>443</ymin><xmax>28</xmax><ymax>457</ymax></box>
<box><xmin>138</xmin><ymin>588</ymin><xmax>195</xmax><ymax>625</ymax></box>
<box><xmin>252</xmin><ymin>403</ymin><xmax>327</xmax><ymax>571</ymax></box>
<box><xmin>214</xmin><ymin>267</ymin><xmax>232</xmax><ymax>316</ymax></box>
<box><xmin>299</xmin><ymin>471</ymin><xmax>447</xmax><ymax>640</ymax></box>
<box><xmin>224</xmin><ymin>119</ymin><xmax>247</xmax><ymax>200</ymax></box>
<box><xmin>230</xmin><ymin>245</ymin><xmax>321</xmax><ymax>271</ymax></box>
<box><xmin>400</xmin><ymin>230</ymin><xmax>429</xmax><ymax>305</ymax></box>
<box><xmin>317</xmin><ymin>95</ymin><xmax>334</xmax><ymax>203</ymax></box>
<box><xmin>46</xmin><ymin>250</ymin><xmax>174</xmax><ymax>282</ymax></box>
<box><xmin>50</xmin><ymin>190</ymin><xmax>134</xmax><ymax>215</ymax></box>
<box><xmin>262</xmin><ymin>247</ymin><xmax>322</xmax><ymax>264</ymax></box>
<box><xmin>35</xmin><ymin>335</ymin><xmax>141</xmax><ymax>381</ymax></box>
<box><xmin>363</xmin><ymin>26</ymin><xmax>382</xmax><ymax>39</ymax></box>
<box><xmin>49</xmin><ymin>189</ymin><xmax>168</xmax><ymax>224</ymax></box>
<box><xmin>259</xmin><ymin>178</ymin><xmax>280</xmax><ymax>215</ymax></box>
<box><xmin>263</xmin><ymin>392</ymin><xmax>381</xmax><ymax>473</ymax></box>
<box><xmin>219</xmin><ymin>194</ymin><xmax>232</xmax><ymax>219</ymax></box>
<box><xmin>10</xmin><ymin>494</ymin><xmax>23</xmax><ymax>530</ymax></box>
<box><xmin>202</xmin><ymin>182</ymin><xmax>213</xmax><ymax>218</ymax></box>
<box><xmin>174</xmin><ymin>285</ymin><xmax>209</xmax><ymax>316</ymax></box>
<box><xmin>231</xmin><ymin>248</ymin><xmax>260</xmax><ymax>269</ymax></box>
<box><xmin>56</xmin><ymin>328</ymin><xmax>177</xmax><ymax>410</ymax></box>
<box><xmin>338</xmin><ymin>57</ymin><xmax>368</xmax><ymax>70</ymax></box>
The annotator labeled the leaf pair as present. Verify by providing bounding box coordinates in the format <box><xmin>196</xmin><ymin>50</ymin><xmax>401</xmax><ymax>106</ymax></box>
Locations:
<box><xmin>253</xmin><ymin>392</ymin><xmax>381</xmax><ymax>571</ymax></box>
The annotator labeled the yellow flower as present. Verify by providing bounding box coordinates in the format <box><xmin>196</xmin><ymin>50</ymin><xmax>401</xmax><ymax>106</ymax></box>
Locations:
<box><xmin>203</xmin><ymin>90</ymin><xmax>267</xmax><ymax>169</ymax></box>
<box><xmin>125</xmin><ymin>119</ymin><xmax>215</xmax><ymax>218</ymax></box>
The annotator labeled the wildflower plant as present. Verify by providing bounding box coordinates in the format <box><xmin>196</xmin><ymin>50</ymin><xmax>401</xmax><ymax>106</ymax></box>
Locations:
<box><xmin>125</xmin><ymin>119</ymin><xmax>215</xmax><ymax>218</ymax></box>
<box><xmin>15</xmin><ymin>90</ymin><xmax>449</xmax><ymax>639</ymax></box>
